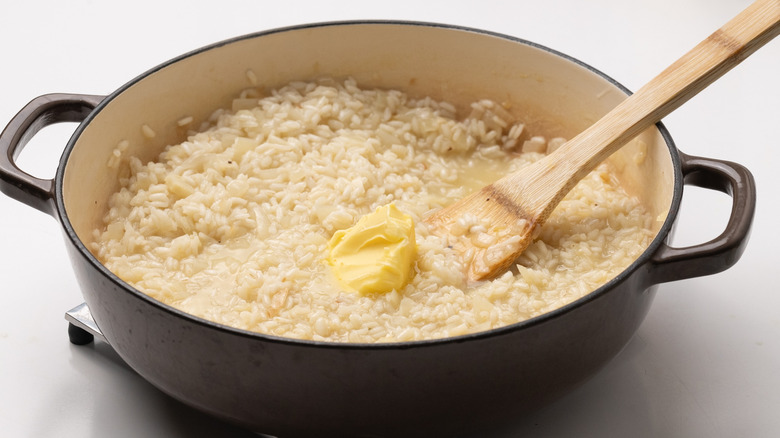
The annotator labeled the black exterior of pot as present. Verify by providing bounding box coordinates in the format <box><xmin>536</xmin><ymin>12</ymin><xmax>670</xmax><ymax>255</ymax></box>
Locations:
<box><xmin>63</xmin><ymin>236</ymin><xmax>658</xmax><ymax>437</ymax></box>
<box><xmin>0</xmin><ymin>22</ymin><xmax>756</xmax><ymax>438</ymax></box>
<box><xmin>53</xmin><ymin>143</ymin><xmax>752</xmax><ymax>437</ymax></box>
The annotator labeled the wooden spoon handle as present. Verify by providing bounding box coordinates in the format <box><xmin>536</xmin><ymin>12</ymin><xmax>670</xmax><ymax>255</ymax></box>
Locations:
<box><xmin>504</xmin><ymin>0</ymin><xmax>780</xmax><ymax>222</ymax></box>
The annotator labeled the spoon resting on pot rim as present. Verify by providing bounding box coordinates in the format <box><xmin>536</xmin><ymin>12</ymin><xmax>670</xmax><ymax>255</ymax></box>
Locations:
<box><xmin>423</xmin><ymin>0</ymin><xmax>780</xmax><ymax>282</ymax></box>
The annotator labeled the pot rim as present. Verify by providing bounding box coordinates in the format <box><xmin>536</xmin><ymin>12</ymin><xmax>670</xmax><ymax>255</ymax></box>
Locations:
<box><xmin>54</xmin><ymin>19</ymin><xmax>683</xmax><ymax>350</ymax></box>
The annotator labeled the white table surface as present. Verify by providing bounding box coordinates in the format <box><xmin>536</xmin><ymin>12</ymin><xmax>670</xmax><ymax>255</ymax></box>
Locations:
<box><xmin>1</xmin><ymin>1</ymin><xmax>777</xmax><ymax>436</ymax></box>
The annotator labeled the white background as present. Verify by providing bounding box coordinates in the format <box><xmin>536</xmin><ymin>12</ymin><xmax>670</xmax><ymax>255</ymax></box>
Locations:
<box><xmin>1</xmin><ymin>0</ymin><xmax>778</xmax><ymax>436</ymax></box>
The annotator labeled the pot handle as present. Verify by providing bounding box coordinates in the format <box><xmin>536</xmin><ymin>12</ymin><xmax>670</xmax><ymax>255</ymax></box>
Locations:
<box><xmin>649</xmin><ymin>151</ymin><xmax>755</xmax><ymax>284</ymax></box>
<box><xmin>0</xmin><ymin>93</ymin><xmax>104</xmax><ymax>216</ymax></box>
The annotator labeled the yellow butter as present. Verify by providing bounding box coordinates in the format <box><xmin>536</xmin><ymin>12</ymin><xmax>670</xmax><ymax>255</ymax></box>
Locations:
<box><xmin>327</xmin><ymin>204</ymin><xmax>416</xmax><ymax>295</ymax></box>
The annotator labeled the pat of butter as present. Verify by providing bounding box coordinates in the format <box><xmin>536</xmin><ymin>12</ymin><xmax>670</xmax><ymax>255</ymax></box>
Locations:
<box><xmin>327</xmin><ymin>204</ymin><xmax>416</xmax><ymax>295</ymax></box>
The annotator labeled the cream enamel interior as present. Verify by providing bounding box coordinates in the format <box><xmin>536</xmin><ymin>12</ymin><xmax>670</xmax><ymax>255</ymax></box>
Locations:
<box><xmin>61</xmin><ymin>23</ymin><xmax>674</xmax><ymax>256</ymax></box>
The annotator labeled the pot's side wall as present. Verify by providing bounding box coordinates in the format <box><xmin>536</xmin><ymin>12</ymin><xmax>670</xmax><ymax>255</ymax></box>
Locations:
<box><xmin>66</xmin><ymin>233</ymin><xmax>657</xmax><ymax>437</ymax></box>
<box><xmin>63</xmin><ymin>23</ymin><xmax>673</xmax><ymax>248</ymax></box>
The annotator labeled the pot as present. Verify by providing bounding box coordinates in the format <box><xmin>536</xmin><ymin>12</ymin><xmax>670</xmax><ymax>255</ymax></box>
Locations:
<box><xmin>0</xmin><ymin>21</ymin><xmax>755</xmax><ymax>437</ymax></box>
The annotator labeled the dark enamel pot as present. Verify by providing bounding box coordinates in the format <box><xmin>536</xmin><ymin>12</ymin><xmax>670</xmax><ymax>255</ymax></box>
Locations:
<box><xmin>0</xmin><ymin>22</ymin><xmax>755</xmax><ymax>437</ymax></box>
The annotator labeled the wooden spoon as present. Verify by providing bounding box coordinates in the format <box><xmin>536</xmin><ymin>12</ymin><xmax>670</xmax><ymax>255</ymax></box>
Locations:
<box><xmin>424</xmin><ymin>0</ymin><xmax>780</xmax><ymax>282</ymax></box>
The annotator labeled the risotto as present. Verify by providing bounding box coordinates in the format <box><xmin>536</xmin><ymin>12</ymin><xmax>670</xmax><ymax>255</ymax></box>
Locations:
<box><xmin>92</xmin><ymin>78</ymin><xmax>653</xmax><ymax>343</ymax></box>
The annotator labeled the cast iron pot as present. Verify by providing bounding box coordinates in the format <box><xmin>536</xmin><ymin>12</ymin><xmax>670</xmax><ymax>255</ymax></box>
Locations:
<box><xmin>0</xmin><ymin>21</ymin><xmax>755</xmax><ymax>437</ymax></box>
